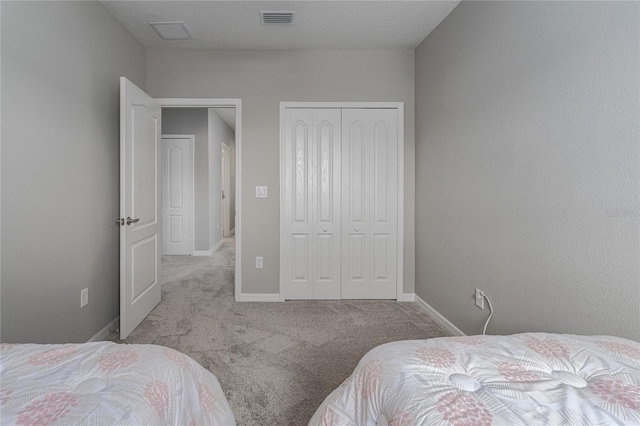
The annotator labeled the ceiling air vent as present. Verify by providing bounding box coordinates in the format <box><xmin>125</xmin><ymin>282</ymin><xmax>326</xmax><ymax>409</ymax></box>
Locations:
<box><xmin>260</xmin><ymin>11</ymin><xmax>295</xmax><ymax>25</ymax></box>
<box><xmin>149</xmin><ymin>22</ymin><xmax>193</xmax><ymax>40</ymax></box>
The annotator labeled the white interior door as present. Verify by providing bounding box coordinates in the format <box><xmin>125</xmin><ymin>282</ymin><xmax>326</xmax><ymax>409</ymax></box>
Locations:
<box><xmin>119</xmin><ymin>77</ymin><xmax>162</xmax><ymax>339</ymax></box>
<box><xmin>222</xmin><ymin>143</ymin><xmax>231</xmax><ymax>237</ymax></box>
<box><xmin>161</xmin><ymin>135</ymin><xmax>193</xmax><ymax>255</ymax></box>
<box><xmin>342</xmin><ymin>109</ymin><xmax>398</xmax><ymax>299</ymax></box>
<box><xmin>282</xmin><ymin>108</ymin><xmax>341</xmax><ymax>299</ymax></box>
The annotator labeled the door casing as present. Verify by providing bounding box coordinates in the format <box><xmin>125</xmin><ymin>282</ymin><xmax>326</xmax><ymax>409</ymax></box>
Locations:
<box><xmin>279</xmin><ymin>102</ymin><xmax>405</xmax><ymax>301</ymax></box>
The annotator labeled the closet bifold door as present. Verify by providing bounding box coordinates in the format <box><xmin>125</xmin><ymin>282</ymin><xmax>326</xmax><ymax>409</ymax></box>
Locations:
<box><xmin>282</xmin><ymin>108</ymin><xmax>341</xmax><ymax>300</ymax></box>
<box><xmin>341</xmin><ymin>109</ymin><xmax>398</xmax><ymax>299</ymax></box>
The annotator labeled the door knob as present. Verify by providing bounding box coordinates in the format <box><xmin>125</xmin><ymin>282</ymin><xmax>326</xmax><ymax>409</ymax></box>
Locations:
<box><xmin>126</xmin><ymin>217</ymin><xmax>140</xmax><ymax>225</ymax></box>
<box><xmin>115</xmin><ymin>218</ymin><xmax>125</xmax><ymax>226</ymax></box>
<box><xmin>323</xmin><ymin>228</ymin><xmax>327</xmax><ymax>232</ymax></box>
<box><xmin>355</xmin><ymin>227</ymin><xmax>359</xmax><ymax>232</ymax></box>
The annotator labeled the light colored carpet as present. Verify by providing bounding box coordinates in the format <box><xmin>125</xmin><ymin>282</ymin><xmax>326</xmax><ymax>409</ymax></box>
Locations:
<box><xmin>108</xmin><ymin>237</ymin><xmax>450</xmax><ymax>425</ymax></box>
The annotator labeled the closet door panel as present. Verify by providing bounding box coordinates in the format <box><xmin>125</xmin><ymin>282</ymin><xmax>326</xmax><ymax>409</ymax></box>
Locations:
<box><xmin>370</xmin><ymin>109</ymin><xmax>398</xmax><ymax>299</ymax></box>
<box><xmin>292</xmin><ymin>119</ymin><xmax>310</xmax><ymax>229</ymax></box>
<box><xmin>373</xmin><ymin>234</ymin><xmax>390</xmax><ymax>279</ymax></box>
<box><xmin>342</xmin><ymin>109</ymin><xmax>398</xmax><ymax>299</ymax></box>
<box><xmin>316</xmin><ymin>235</ymin><xmax>333</xmax><ymax>279</ymax></box>
<box><xmin>373</xmin><ymin>121</ymin><xmax>390</xmax><ymax>224</ymax></box>
<box><xmin>283</xmin><ymin>108</ymin><xmax>341</xmax><ymax>300</ymax></box>
<box><xmin>283</xmin><ymin>109</ymin><xmax>314</xmax><ymax>299</ymax></box>
<box><xmin>349</xmin><ymin>234</ymin><xmax>366</xmax><ymax>280</ymax></box>
<box><xmin>341</xmin><ymin>110</ymin><xmax>371</xmax><ymax>299</ymax></box>
<box><xmin>348</xmin><ymin>120</ymin><xmax>367</xmax><ymax>224</ymax></box>
<box><xmin>317</xmin><ymin>121</ymin><xmax>335</xmax><ymax>224</ymax></box>
<box><xmin>312</xmin><ymin>109</ymin><xmax>341</xmax><ymax>299</ymax></box>
<box><xmin>292</xmin><ymin>235</ymin><xmax>309</xmax><ymax>280</ymax></box>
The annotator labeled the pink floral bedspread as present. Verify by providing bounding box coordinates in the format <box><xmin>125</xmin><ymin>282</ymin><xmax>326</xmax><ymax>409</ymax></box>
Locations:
<box><xmin>309</xmin><ymin>333</ymin><xmax>640</xmax><ymax>425</ymax></box>
<box><xmin>0</xmin><ymin>342</ymin><xmax>235</xmax><ymax>425</ymax></box>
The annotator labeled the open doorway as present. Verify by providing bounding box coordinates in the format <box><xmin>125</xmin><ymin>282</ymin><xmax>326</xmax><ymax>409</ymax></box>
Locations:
<box><xmin>160</xmin><ymin>106</ymin><xmax>236</xmax><ymax>255</ymax></box>
<box><xmin>157</xmin><ymin>99</ymin><xmax>242</xmax><ymax>301</ymax></box>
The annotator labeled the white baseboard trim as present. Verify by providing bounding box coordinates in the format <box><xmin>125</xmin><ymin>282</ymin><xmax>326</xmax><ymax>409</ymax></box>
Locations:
<box><xmin>237</xmin><ymin>293</ymin><xmax>282</xmax><ymax>302</ymax></box>
<box><xmin>397</xmin><ymin>293</ymin><xmax>415</xmax><ymax>302</ymax></box>
<box><xmin>88</xmin><ymin>316</ymin><xmax>119</xmax><ymax>342</ymax></box>
<box><xmin>414</xmin><ymin>294</ymin><xmax>466</xmax><ymax>336</ymax></box>
<box><xmin>193</xmin><ymin>239</ymin><xmax>224</xmax><ymax>257</ymax></box>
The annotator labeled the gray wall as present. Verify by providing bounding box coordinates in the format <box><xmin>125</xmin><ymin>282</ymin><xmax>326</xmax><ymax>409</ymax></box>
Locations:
<box><xmin>147</xmin><ymin>50</ymin><xmax>416</xmax><ymax>294</ymax></box>
<box><xmin>1</xmin><ymin>1</ymin><xmax>146</xmax><ymax>343</ymax></box>
<box><xmin>208</xmin><ymin>110</ymin><xmax>236</xmax><ymax>245</ymax></box>
<box><xmin>415</xmin><ymin>2</ymin><xmax>639</xmax><ymax>340</ymax></box>
<box><xmin>162</xmin><ymin>108</ymin><xmax>210</xmax><ymax>251</ymax></box>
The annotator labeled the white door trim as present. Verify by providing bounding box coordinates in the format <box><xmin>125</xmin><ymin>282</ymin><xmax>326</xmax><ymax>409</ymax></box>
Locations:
<box><xmin>161</xmin><ymin>134</ymin><xmax>195</xmax><ymax>256</ymax></box>
<box><xmin>155</xmin><ymin>98</ymin><xmax>242</xmax><ymax>301</ymax></box>
<box><xmin>279</xmin><ymin>102</ymin><xmax>405</xmax><ymax>301</ymax></box>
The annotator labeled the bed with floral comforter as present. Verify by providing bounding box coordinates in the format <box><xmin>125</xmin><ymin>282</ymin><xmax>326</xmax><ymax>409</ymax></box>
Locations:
<box><xmin>309</xmin><ymin>333</ymin><xmax>640</xmax><ymax>425</ymax></box>
<box><xmin>0</xmin><ymin>342</ymin><xmax>235</xmax><ymax>425</ymax></box>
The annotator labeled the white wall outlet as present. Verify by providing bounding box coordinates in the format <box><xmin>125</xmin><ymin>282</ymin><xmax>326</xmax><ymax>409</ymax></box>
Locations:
<box><xmin>255</xmin><ymin>186</ymin><xmax>267</xmax><ymax>198</ymax></box>
<box><xmin>256</xmin><ymin>256</ymin><xmax>264</xmax><ymax>268</ymax></box>
<box><xmin>475</xmin><ymin>289</ymin><xmax>484</xmax><ymax>309</ymax></box>
<box><xmin>81</xmin><ymin>288</ymin><xmax>89</xmax><ymax>308</ymax></box>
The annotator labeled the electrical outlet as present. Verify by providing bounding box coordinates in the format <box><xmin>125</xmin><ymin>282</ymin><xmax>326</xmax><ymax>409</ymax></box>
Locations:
<box><xmin>475</xmin><ymin>289</ymin><xmax>484</xmax><ymax>309</ymax></box>
<box><xmin>81</xmin><ymin>288</ymin><xmax>89</xmax><ymax>308</ymax></box>
<box><xmin>255</xmin><ymin>186</ymin><xmax>267</xmax><ymax>198</ymax></box>
<box><xmin>256</xmin><ymin>256</ymin><xmax>263</xmax><ymax>268</ymax></box>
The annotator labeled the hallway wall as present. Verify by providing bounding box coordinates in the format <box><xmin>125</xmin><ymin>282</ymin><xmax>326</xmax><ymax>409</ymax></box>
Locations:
<box><xmin>208</xmin><ymin>109</ymin><xmax>236</xmax><ymax>248</ymax></box>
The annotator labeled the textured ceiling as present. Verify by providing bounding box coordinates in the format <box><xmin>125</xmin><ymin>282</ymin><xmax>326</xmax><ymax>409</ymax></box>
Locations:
<box><xmin>100</xmin><ymin>1</ymin><xmax>460</xmax><ymax>50</ymax></box>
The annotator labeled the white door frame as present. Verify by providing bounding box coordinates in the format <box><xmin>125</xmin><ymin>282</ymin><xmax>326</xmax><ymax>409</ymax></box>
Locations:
<box><xmin>279</xmin><ymin>102</ymin><xmax>405</xmax><ymax>301</ymax></box>
<box><xmin>155</xmin><ymin>98</ymin><xmax>242</xmax><ymax>301</ymax></box>
<box><xmin>161</xmin><ymin>134</ymin><xmax>195</xmax><ymax>256</ymax></box>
